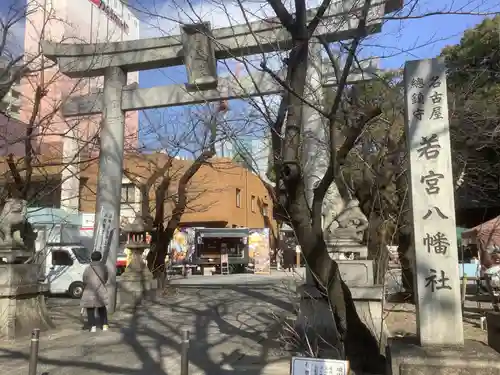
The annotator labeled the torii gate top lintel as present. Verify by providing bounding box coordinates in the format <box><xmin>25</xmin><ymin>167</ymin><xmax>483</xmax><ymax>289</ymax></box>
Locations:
<box><xmin>42</xmin><ymin>0</ymin><xmax>401</xmax><ymax>79</ymax></box>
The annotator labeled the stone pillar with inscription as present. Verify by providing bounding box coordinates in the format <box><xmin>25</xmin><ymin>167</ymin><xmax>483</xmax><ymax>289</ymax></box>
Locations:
<box><xmin>387</xmin><ymin>58</ymin><xmax>500</xmax><ymax>375</ymax></box>
<box><xmin>405</xmin><ymin>58</ymin><xmax>463</xmax><ymax>347</ymax></box>
<box><xmin>181</xmin><ymin>23</ymin><xmax>218</xmax><ymax>89</ymax></box>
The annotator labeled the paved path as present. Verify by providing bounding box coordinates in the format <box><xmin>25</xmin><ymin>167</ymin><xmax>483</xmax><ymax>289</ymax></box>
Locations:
<box><xmin>0</xmin><ymin>280</ymin><xmax>296</xmax><ymax>375</ymax></box>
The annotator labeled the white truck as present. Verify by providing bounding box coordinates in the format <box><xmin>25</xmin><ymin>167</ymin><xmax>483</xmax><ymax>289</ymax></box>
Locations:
<box><xmin>34</xmin><ymin>224</ymin><xmax>92</xmax><ymax>298</ymax></box>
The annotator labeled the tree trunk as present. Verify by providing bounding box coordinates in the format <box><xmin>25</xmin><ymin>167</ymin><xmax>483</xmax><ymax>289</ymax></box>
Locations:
<box><xmin>147</xmin><ymin>229</ymin><xmax>173</xmax><ymax>287</ymax></box>
<box><xmin>368</xmin><ymin>214</ymin><xmax>389</xmax><ymax>285</ymax></box>
<box><xmin>395</xmin><ymin>155</ymin><xmax>414</xmax><ymax>300</ymax></box>
<box><xmin>341</xmin><ymin>280</ymin><xmax>387</xmax><ymax>373</ymax></box>
<box><xmin>397</xmin><ymin>230</ymin><xmax>414</xmax><ymax>298</ymax></box>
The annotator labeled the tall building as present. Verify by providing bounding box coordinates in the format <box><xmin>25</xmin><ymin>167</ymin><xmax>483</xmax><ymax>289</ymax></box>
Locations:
<box><xmin>222</xmin><ymin>136</ymin><xmax>272</xmax><ymax>184</ymax></box>
<box><xmin>215</xmin><ymin>139</ymin><xmax>235</xmax><ymax>159</ymax></box>
<box><xmin>21</xmin><ymin>0</ymin><xmax>140</xmax><ymax>151</ymax></box>
<box><xmin>17</xmin><ymin>0</ymin><xmax>141</xmax><ymax>212</ymax></box>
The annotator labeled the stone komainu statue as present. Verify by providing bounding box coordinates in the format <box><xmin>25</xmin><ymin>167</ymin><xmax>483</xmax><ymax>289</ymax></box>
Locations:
<box><xmin>325</xmin><ymin>199</ymin><xmax>369</xmax><ymax>242</ymax></box>
<box><xmin>0</xmin><ymin>199</ymin><xmax>35</xmax><ymax>250</ymax></box>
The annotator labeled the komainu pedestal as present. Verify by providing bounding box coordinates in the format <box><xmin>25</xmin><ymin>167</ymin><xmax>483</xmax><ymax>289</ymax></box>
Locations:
<box><xmin>0</xmin><ymin>198</ymin><xmax>53</xmax><ymax>339</ymax></box>
<box><xmin>295</xmin><ymin>284</ymin><xmax>388</xmax><ymax>355</ymax></box>
<box><xmin>0</xmin><ymin>264</ymin><xmax>54</xmax><ymax>339</ymax></box>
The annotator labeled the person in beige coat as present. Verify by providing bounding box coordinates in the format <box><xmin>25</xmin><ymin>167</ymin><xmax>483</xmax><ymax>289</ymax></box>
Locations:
<box><xmin>80</xmin><ymin>251</ymin><xmax>109</xmax><ymax>332</ymax></box>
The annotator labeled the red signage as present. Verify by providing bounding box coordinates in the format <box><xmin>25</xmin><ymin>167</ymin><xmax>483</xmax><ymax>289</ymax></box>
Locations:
<box><xmin>89</xmin><ymin>0</ymin><xmax>129</xmax><ymax>33</ymax></box>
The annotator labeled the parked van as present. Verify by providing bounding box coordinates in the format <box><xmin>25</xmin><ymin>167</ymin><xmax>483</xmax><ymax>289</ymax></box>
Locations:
<box><xmin>36</xmin><ymin>244</ymin><xmax>91</xmax><ymax>298</ymax></box>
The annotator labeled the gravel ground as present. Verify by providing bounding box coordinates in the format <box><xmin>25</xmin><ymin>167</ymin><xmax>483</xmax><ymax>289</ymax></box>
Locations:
<box><xmin>384</xmin><ymin>298</ymin><xmax>492</xmax><ymax>343</ymax></box>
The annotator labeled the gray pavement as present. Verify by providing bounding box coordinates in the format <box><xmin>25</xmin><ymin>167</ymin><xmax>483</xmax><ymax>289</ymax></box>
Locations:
<box><xmin>2</xmin><ymin>269</ymin><xmax>489</xmax><ymax>375</ymax></box>
<box><xmin>0</xmin><ymin>275</ymin><xmax>298</xmax><ymax>375</ymax></box>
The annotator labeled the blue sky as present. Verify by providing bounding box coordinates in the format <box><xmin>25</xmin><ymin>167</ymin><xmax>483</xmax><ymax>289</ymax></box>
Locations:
<box><xmin>365</xmin><ymin>0</ymin><xmax>499</xmax><ymax>68</ymax></box>
<box><xmin>135</xmin><ymin>0</ymin><xmax>500</xmax><ymax>149</ymax></box>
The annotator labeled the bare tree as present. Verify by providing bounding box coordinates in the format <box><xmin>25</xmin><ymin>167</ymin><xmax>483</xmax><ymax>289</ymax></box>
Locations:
<box><xmin>122</xmin><ymin>103</ymin><xmax>233</xmax><ymax>282</ymax></box>
<box><xmin>28</xmin><ymin>0</ymin><xmax>493</xmax><ymax>367</ymax></box>
<box><xmin>0</xmin><ymin>0</ymin><xmax>99</xmax><ymax>206</ymax></box>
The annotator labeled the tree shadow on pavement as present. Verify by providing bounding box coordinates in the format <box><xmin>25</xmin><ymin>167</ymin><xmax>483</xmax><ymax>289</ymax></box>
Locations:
<box><xmin>0</xmin><ymin>283</ymin><xmax>293</xmax><ymax>375</ymax></box>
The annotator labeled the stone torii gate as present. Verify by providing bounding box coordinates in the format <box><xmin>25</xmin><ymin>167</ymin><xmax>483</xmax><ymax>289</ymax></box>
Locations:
<box><xmin>42</xmin><ymin>0</ymin><xmax>399</xmax><ymax>312</ymax></box>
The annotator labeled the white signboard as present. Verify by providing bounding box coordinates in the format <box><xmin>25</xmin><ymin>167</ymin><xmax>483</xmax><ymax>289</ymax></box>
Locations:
<box><xmin>93</xmin><ymin>207</ymin><xmax>114</xmax><ymax>254</ymax></box>
<box><xmin>404</xmin><ymin>58</ymin><xmax>464</xmax><ymax>345</ymax></box>
<box><xmin>291</xmin><ymin>357</ymin><xmax>349</xmax><ymax>375</ymax></box>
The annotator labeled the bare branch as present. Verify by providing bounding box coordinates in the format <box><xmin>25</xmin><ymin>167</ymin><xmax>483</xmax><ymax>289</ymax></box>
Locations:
<box><xmin>267</xmin><ymin>0</ymin><xmax>295</xmax><ymax>32</ymax></box>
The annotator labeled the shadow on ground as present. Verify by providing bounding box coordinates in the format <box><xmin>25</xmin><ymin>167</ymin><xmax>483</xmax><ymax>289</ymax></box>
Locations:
<box><xmin>0</xmin><ymin>283</ymin><xmax>296</xmax><ymax>375</ymax></box>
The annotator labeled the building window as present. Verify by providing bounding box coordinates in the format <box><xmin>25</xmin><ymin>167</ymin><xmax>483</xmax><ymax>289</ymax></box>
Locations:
<box><xmin>236</xmin><ymin>188</ymin><xmax>241</xmax><ymax>208</ymax></box>
<box><xmin>262</xmin><ymin>203</ymin><xmax>269</xmax><ymax>217</ymax></box>
<box><xmin>251</xmin><ymin>195</ymin><xmax>256</xmax><ymax>212</ymax></box>
<box><xmin>121</xmin><ymin>183</ymin><xmax>135</xmax><ymax>204</ymax></box>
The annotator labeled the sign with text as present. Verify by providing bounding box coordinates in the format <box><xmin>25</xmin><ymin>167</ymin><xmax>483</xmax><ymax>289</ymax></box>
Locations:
<box><xmin>404</xmin><ymin>58</ymin><xmax>464</xmax><ymax>345</ymax></box>
<box><xmin>93</xmin><ymin>206</ymin><xmax>114</xmax><ymax>255</ymax></box>
<box><xmin>291</xmin><ymin>357</ymin><xmax>349</xmax><ymax>375</ymax></box>
<box><xmin>89</xmin><ymin>0</ymin><xmax>129</xmax><ymax>33</ymax></box>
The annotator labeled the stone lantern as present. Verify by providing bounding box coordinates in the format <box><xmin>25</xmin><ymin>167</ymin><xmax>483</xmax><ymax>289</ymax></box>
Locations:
<box><xmin>118</xmin><ymin>215</ymin><xmax>154</xmax><ymax>306</ymax></box>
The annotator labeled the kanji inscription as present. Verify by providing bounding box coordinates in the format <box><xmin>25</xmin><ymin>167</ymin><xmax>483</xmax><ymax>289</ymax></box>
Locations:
<box><xmin>417</xmin><ymin>134</ymin><xmax>441</xmax><ymax>160</ymax></box>
<box><xmin>420</xmin><ymin>171</ymin><xmax>445</xmax><ymax>195</ymax></box>
<box><xmin>422</xmin><ymin>207</ymin><xmax>448</xmax><ymax>220</ymax></box>
<box><xmin>413</xmin><ymin>108</ymin><xmax>424</xmax><ymax>120</ymax></box>
<box><xmin>404</xmin><ymin>58</ymin><xmax>463</xmax><ymax>345</ymax></box>
<box><xmin>412</xmin><ymin>92</ymin><xmax>425</xmax><ymax>105</ymax></box>
<box><xmin>429</xmin><ymin>106</ymin><xmax>444</xmax><ymax>120</ymax></box>
<box><xmin>423</xmin><ymin>232</ymin><xmax>450</xmax><ymax>255</ymax></box>
<box><xmin>428</xmin><ymin>75</ymin><xmax>442</xmax><ymax>88</ymax></box>
<box><xmin>410</xmin><ymin>77</ymin><xmax>425</xmax><ymax>88</ymax></box>
<box><xmin>424</xmin><ymin>269</ymin><xmax>452</xmax><ymax>292</ymax></box>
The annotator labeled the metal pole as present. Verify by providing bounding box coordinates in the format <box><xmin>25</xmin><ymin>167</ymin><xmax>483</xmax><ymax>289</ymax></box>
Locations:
<box><xmin>28</xmin><ymin>329</ymin><xmax>40</xmax><ymax>375</ymax></box>
<box><xmin>180</xmin><ymin>328</ymin><xmax>190</xmax><ymax>375</ymax></box>
<box><xmin>92</xmin><ymin>66</ymin><xmax>127</xmax><ymax>313</ymax></box>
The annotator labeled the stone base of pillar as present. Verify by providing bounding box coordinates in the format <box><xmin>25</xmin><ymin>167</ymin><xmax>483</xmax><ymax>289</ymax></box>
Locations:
<box><xmin>387</xmin><ymin>337</ymin><xmax>500</xmax><ymax>375</ymax></box>
<box><xmin>293</xmin><ymin>284</ymin><xmax>341</xmax><ymax>358</ymax></box>
<box><xmin>117</xmin><ymin>267</ymin><xmax>155</xmax><ymax>307</ymax></box>
<box><xmin>350</xmin><ymin>285</ymin><xmax>389</xmax><ymax>353</ymax></box>
<box><xmin>0</xmin><ymin>264</ymin><xmax>54</xmax><ymax>339</ymax></box>
<box><xmin>293</xmin><ymin>284</ymin><xmax>388</xmax><ymax>357</ymax></box>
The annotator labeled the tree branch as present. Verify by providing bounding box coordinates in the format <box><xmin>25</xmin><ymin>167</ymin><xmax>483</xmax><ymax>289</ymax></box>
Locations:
<box><xmin>307</xmin><ymin>0</ymin><xmax>332</xmax><ymax>36</ymax></box>
<box><xmin>260</xmin><ymin>62</ymin><xmax>329</xmax><ymax>118</ymax></box>
<box><xmin>267</xmin><ymin>0</ymin><xmax>295</xmax><ymax>32</ymax></box>
<box><xmin>6</xmin><ymin>154</ymin><xmax>23</xmax><ymax>196</ymax></box>
<box><xmin>312</xmin><ymin>0</ymin><xmax>373</xmax><ymax>233</ymax></box>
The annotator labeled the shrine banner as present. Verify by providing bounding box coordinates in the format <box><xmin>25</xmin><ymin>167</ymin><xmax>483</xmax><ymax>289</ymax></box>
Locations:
<box><xmin>248</xmin><ymin>228</ymin><xmax>271</xmax><ymax>274</ymax></box>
